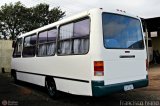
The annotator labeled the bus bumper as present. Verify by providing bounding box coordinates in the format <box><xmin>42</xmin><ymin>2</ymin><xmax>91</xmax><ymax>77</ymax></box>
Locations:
<box><xmin>92</xmin><ymin>75</ymin><xmax>149</xmax><ymax>97</ymax></box>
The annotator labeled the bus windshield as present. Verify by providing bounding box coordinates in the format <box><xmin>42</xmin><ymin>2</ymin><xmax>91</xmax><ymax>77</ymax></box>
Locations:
<box><xmin>102</xmin><ymin>13</ymin><xmax>144</xmax><ymax>49</ymax></box>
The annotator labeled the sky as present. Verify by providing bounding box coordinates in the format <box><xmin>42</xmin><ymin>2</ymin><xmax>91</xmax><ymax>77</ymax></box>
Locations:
<box><xmin>0</xmin><ymin>0</ymin><xmax>160</xmax><ymax>18</ymax></box>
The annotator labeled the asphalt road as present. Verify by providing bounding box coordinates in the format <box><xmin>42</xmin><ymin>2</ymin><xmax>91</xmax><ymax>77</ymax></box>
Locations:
<box><xmin>0</xmin><ymin>65</ymin><xmax>160</xmax><ymax>106</ymax></box>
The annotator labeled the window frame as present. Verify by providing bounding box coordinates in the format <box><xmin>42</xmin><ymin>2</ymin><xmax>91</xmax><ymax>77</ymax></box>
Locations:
<box><xmin>102</xmin><ymin>12</ymin><xmax>145</xmax><ymax>50</ymax></box>
<box><xmin>13</xmin><ymin>38</ymin><xmax>23</xmax><ymax>58</ymax></box>
<box><xmin>57</xmin><ymin>16</ymin><xmax>91</xmax><ymax>56</ymax></box>
<box><xmin>37</xmin><ymin>27</ymin><xmax>57</xmax><ymax>57</ymax></box>
<box><xmin>22</xmin><ymin>33</ymin><xmax>37</xmax><ymax>57</ymax></box>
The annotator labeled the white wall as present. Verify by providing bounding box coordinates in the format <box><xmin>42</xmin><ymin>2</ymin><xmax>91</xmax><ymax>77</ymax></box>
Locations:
<box><xmin>0</xmin><ymin>40</ymin><xmax>13</xmax><ymax>72</ymax></box>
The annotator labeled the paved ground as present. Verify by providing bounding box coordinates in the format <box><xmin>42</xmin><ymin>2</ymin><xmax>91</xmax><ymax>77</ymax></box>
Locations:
<box><xmin>0</xmin><ymin>65</ymin><xmax>160</xmax><ymax>106</ymax></box>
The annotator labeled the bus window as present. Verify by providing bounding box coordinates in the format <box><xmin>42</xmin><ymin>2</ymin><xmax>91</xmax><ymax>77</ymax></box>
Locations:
<box><xmin>47</xmin><ymin>29</ymin><xmax>57</xmax><ymax>55</ymax></box>
<box><xmin>38</xmin><ymin>31</ymin><xmax>47</xmax><ymax>56</ymax></box>
<box><xmin>58</xmin><ymin>18</ymin><xmax>90</xmax><ymax>55</ymax></box>
<box><xmin>59</xmin><ymin>23</ymin><xmax>73</xmax><ymax>54</ymax></box>
<box><xmin>23</xmin><ymin>34</ymin><xmax>37</xmax><ymax>57</ymax></box>
<box><xmin>13</xmin><ymin>38</ymin><xmax>22</xmax><ymax>58</ymax></box>
<box><xmin>37</xmin><ymin>28</ymin><xmax>57</xmax><ymax>56</ymax></box>
<box><xmin>73</xmin><ymin>19</ymin><xmax>90</xmax><ymax>54</ymax></box>
<box><xmin>102</xmin><ymin>13</ymin><xmax>144</xmax><ymax>49</ymax></box>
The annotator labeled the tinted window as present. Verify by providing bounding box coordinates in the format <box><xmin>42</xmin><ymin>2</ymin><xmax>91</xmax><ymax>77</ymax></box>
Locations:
<box><xmin>48</xmin><ymin>29</ymin><xmax>57</xmax><ymax>42</ymax></box>
<box><xmin>13</xmin><ymin>38</ymin><xmax>22</xmax><ymax>58</ymax></box>
<box><xmin>60</xmin><ymin>23</ymin><xmax>74</xmax><ymax>40</ymax></box>
<box><xmin>30</xmin><ymin>35</ymin><xmax>37</xmax><ymax>45</ymax></box>
<box><xmin>38</xmin><ymin>31</ymin><xmax>47</xmax><ymax>43</ymax></box>
<box><xmin>58</xmin><ymin>18</ymin><xmax>90</xmax><ymax>55</ymax></box>
<box><xmin>37</xmin><ymin>28</ymin><xmax>57</xmax><ymax>56</ymax></box>
<box><xmin>23</xmin><ymin>34</ymin><xmax>37</xmax><ymax>57</ymax></box>
<box><xmin>103</xmin><ymin>13</ymin><xmax>144</xmax><ymax>49</ymax></box>
<box><xmin>74</xmin><ymin>19</ymin><xmax>90</xmax><ymax>37</ymax></box>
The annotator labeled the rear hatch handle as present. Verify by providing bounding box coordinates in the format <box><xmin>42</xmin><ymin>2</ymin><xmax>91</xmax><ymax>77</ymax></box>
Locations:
<box><xmin>120</xmin><ymin>55</ymin><xmax>135</xmax><ymax>58</ymax></box>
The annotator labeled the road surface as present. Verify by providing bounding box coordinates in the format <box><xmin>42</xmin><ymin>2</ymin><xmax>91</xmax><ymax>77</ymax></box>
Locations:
<box><xmin>0</xmin><ymin>65</ymin><xmax>160</xmax><ymax>106</ymax></box>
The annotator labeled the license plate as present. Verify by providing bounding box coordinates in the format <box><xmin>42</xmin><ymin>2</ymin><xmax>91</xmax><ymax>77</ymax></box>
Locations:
<box><xmin>124</xmin><ymin>84</ymin><xmax>134</xmax><ymax>91</ymax></box>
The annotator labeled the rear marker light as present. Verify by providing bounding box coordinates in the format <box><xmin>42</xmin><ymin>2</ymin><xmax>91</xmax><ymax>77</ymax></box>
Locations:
<box><xmin>94</xmin><ymin>61</ymin><xmax>104</xmax><ymax>76</ymax></box>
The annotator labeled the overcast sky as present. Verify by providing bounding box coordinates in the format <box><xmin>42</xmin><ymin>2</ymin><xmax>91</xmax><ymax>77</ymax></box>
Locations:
<box><xmin>1</xmin><ymin>0</ymin><xmax>160</xmax><ymax>18</ymax></box>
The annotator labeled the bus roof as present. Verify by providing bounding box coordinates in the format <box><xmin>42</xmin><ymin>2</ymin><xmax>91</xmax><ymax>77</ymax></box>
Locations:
<box><xmin>18</xmin><ymin>8</ymin><xmax>140</xmax><ymax>38</ymax></box>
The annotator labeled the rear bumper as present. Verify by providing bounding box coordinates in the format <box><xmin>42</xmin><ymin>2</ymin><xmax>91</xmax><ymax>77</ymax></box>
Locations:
<box><xmin>92</xmin><ymin>76</ymin><xmax>149</xmax><ymax>97</ymax></box>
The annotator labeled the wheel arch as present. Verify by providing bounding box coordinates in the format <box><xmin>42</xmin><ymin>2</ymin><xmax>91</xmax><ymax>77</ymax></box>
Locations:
<box><xmin>11</xmin><ymin>69</ymin><xmax>16</xmax><ymax>78</ymax></box>
<box><xmin>45</xmin><ymin>76</ymin><xmax>56</xmax><ymax>87</ymax></box>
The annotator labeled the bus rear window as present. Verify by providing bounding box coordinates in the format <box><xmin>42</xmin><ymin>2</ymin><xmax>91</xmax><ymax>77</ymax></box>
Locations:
<box><xmin>102</xmin><ymin>13</ymin><xmax>144</xmax><ymax>49</ymax></box>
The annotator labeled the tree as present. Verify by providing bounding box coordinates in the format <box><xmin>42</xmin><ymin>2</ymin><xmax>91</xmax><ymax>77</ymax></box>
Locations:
<box><xmin>0</xmin><ymin>2</ymin><xmax>65</xmax><ymax>40</ymax></box>
<box><xmin>0</xmin><ymin>2</ymin><xmax>30</xmax><ymax>40</ymax></box>
<box><xmin>27</xmin><ymin>3</ymin><xmax>65</xmax><ymax>31</ymax></box>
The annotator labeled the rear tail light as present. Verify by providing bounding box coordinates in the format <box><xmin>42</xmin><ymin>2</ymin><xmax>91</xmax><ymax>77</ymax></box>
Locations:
<box><xmin>146</xmin><ymin>59</ymin><xmax>148</xmax><ymax>71</ymax></box>
<box><xmin>94</xmin><ymin>61</ymin><xmax>104</xmax><ymax>76</ymax></box>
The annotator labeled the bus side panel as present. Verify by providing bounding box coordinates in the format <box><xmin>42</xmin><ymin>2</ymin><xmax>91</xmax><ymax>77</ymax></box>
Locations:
<box><xmin>12</xmin><ymin>55</ymin><xmax>92</xmax><ymax>96</ymax></box>
<box><xmin>16</xmin><ymin>72</ymin><xmax>45</xmax><ymax>86</ymax></box>
<box><xmin>55</xmin><ymin>78</ymin><xmax>92</xmax><ymax>96</ymax></box>
<box><xmin>52</xmin><ymin>55</ymin><xmax>92</xmax><ymax>96</ymax></box>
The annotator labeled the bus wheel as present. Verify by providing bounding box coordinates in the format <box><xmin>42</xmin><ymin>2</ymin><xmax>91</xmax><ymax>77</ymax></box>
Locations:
<box><xmin>11</xmin><ymin>70</ymin><xmax>17</xmax><ymax>83</ymax></box>
<box><xmin>45</xmin><ymin>78</ymin><xmax>57</xmax><ymax>98</ymax></box>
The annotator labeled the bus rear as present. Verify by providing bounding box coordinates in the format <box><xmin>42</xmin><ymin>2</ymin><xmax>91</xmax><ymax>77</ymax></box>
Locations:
<box><xmin>92</xmin><ymin>11</ymin><xmax>148</xmax><ymax>96</ymax></box>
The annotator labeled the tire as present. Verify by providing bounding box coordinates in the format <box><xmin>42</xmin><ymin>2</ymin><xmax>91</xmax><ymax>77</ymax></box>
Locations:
<box><xmin>45</xmin><ymin>78</ymin><xmax>57</xmax><ymax>98</ymax></box>
<box><xmin>11</xmin><ymin>70</ymin><xmax>17</xmax><ymax>83</ymax></box>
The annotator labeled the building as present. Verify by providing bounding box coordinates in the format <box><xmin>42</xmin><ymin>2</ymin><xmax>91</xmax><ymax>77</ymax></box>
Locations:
<box><xmin>145</xmin><ymin>17</ymin><xmax>160</xmax><ymax>63</ymax></box>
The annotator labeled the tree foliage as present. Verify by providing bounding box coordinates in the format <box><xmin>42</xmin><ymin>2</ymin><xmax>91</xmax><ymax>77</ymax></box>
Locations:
<box><xmin>0</xmin><ymin>2</ymin><xmax>65</xmax><ymax>40</ymax></box>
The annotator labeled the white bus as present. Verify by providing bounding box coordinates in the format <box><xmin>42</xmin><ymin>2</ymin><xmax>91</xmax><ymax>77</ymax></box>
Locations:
<box><xmin>11</xmin><ymin>8</ymin><xmax>148</xmax><ymax>97</ymax></box>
